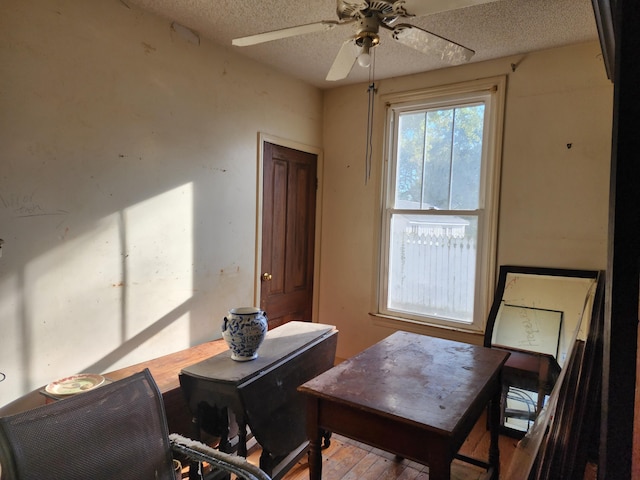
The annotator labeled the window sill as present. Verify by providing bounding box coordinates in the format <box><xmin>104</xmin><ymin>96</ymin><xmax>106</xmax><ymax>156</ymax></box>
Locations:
<box><xmin>370</xmin><ymin>312</ymin><xmax>485</xmax><ymax>345</ymax></box>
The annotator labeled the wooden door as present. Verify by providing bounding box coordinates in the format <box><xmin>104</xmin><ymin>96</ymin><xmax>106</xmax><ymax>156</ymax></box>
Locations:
<box><xmin>260</xmin><ymin>142</ymin><xmax>317</xmax><ymax>328</ymax></box>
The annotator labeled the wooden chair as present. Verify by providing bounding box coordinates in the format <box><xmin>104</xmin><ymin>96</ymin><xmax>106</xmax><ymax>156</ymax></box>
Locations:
<box><xmin>0</xmin><ymin>369</ymin><xmax>270</xmax><ymax>480</ymax></box>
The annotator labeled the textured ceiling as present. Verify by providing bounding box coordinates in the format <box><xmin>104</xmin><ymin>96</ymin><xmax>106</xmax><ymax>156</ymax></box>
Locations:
<box><xmin>123</xmin><ymin>0</ymin><xmax>600</xmax><ymax>89</ymax></box>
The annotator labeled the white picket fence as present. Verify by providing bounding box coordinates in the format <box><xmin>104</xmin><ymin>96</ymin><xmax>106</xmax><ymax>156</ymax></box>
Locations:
<box><xmin>389</xmin><ymin>230</ymin><xmax>477</xmax><ymax>321</ymax></box>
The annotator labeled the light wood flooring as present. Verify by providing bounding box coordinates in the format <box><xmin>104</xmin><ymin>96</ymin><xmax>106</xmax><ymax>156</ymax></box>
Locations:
<box><xmin>246</xmin><ymin>413</ymin><xmax>521</xmax><ymax>480</ymax></box>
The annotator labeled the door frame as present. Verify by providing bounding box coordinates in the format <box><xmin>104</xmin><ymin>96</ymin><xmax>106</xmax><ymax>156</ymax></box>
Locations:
<box><xmin>254</xmin><ymin>132</ymin><xmax>324</xmax><ymax>322</ymax></box>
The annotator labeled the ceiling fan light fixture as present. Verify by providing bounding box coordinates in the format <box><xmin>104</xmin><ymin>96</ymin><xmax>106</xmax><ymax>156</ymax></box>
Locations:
<box><xmin>357</xmin><ymin>37</ymin><xmax>373</xmax><ymax>67</ymax></box>
<box><xmin>355</xmin><ymin>32</ymin><xmax>379</xmax><ymax>68</ymax></box>
<box><xmin>358</xmin><ymin>50</ymin><xmax>371</xmax><ymax>68</ymax></box>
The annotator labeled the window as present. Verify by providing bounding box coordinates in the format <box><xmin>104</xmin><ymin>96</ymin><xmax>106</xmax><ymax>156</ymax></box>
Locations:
<box><xmin>379</xmin><ymin>77</ymin><xmax>505</xmax><ymax>331</ymax></box>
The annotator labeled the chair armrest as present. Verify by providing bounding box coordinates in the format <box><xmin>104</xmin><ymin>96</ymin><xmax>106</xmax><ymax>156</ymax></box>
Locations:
<box><xmin>169</xmin><ymin>433</ymin><xmax>272</xmax><ymax>480</ymax></box>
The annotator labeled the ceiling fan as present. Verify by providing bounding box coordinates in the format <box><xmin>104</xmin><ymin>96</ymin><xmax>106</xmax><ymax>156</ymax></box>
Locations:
<box><xmin>232</xmin><ymin>0</ymin><xmax>498</xmax><ymax>81</ymax></box>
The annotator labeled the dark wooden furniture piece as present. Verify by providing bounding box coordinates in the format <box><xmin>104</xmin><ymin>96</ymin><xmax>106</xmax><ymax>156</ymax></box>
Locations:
<box><xmin>498</xmin><ymin>348</ymin><xmax>561</xmax><ymax>425</ymax></box>
<box><xmin>298</xmin><ymin>331</ymin><xmax>510</xmax><ymax>480</ymax></box>
<box><xmin>179</xmin><ymin>321</ymin><xmax>337</xmax><ymax>480</ymax></box>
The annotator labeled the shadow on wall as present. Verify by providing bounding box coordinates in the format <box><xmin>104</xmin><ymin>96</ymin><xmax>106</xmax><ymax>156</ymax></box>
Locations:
<box><xmin>2</xmin><ymin>183</ymin><xmax>202</xmax><ymax>404</ymax></box>
<box><xmin>82</xmin><ymin>296</ymin><xmax>196</xmax><ymax>373</ymax></box>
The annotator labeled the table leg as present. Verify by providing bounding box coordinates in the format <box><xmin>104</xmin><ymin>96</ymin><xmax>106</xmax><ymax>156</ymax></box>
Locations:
<box><xmin>537</xmin><ymin>359</ymin><xmax>550</xmax><ymax>415</ymax></box>
<box><xmin>217</xmin><ymin>407</ymin><xmax>232</xmax><ymax>453</ymax></box>
<box><xmin>308</xmin><ymin>436</ymin><xmax>322</xmax><ymax>480</ymax></box>
<box><xmin>237</xmin><ymin>416</ymin><xmax>248</xmax><ymax>457</ymax></box>
<box><xmin>488</xmin><ymin>381</ymin><xmax>502</xmax><ymax>479</ymax></box>
<box><xmin>321</xmin><ymin>429</ymin><xmax>332</xmax><ymax>449</ymax></box>
<box><xmin>426</xmin><ymin>458</ymin><xmax>451</xmax><ymax>480</ymax></box>
<box><xmin>189</xmin><ymin>412</ymin><xmax>203</xmax><ymax>480</ymax></box>
<box><xmin>306</xmin><ymin>397</ymin><xmax>322</xmax><ymax>480</ymax></box>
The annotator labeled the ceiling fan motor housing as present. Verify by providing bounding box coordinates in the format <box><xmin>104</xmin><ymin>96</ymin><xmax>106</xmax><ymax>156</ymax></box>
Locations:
<box><xmin>356</xmin><ymin>16</ymin><xmax>381</xmax><ymax>46</ymax></box>
<box><xmin>337</xmin><ymin>0</ymin><xmax>398</xmax><ymax>21</ymax></box>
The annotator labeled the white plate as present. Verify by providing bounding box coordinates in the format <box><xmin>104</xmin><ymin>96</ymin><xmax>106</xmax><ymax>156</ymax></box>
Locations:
<box><xmin>45</xmin><ymin>374</ymin><xmax>105</xmax><ymax>395</ymax></box>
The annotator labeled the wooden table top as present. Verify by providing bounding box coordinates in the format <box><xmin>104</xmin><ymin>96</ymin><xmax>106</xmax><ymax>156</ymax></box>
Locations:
<box><xmin>182</xmin><ymin>322</ymin><xmax>336</xmax><ymax>384</ymax></box>
<box><xmin>500</xmin><ymin>347</ymin><xmax>561</xmax><ymax>375</ymax></box>
<box><xmin>299</xmin><ymin>331</ymin><xmax>510</xmax><ymax>435</ymax></box>
<box><xmin>0</xmin><ymin>339</ymin><xmax>229</xmax><ymax>416</ymax></box>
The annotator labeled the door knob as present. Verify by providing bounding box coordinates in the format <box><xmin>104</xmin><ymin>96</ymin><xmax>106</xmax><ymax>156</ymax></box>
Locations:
<box><xmin>262</xmin><ymin>272</ymin><xmax>273</xmax><ymax>281</ymax></box>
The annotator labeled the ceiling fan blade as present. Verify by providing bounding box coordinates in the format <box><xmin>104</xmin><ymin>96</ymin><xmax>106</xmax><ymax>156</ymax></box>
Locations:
<box><xmin>232</xmin><ymin>21</ymin><xmax>344</xmax><ymax>47</ymax></box>
<box><xmin>326</xmin><ymin>39</ymin><xmax>358</xmax><ymax>81</ymax></box>
<box><xmin>392</xmin><ymin>24</ymin><xmax>474</xmax><ymax>64</ymax></box>
<box><xmin>394</xmin><ymin>0</ymin><xmax>498</xmax><ymax>17</ymax></box>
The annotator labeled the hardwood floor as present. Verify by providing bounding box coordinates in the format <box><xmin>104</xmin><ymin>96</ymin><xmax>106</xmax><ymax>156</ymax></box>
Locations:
<box><xmin>246</xmin><ymin>412</ymin><xmax>521</xmax><ymax>480</ymax></box>
<box><xmin>238</xmin><ymin>409</ymin><xmax>600</xmax><ymax>480</ymax></box>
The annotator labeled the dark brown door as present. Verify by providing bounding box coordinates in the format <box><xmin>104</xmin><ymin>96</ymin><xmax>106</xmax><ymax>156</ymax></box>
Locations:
<box><xmin>260</xmin><ymin>142</ymin><xmax>317</xmax><ymax>328</ymax></box>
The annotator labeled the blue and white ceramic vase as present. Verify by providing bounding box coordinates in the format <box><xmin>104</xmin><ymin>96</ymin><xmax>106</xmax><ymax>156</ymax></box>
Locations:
<box><xmin>221</xmin><ymin>307</ymin><xmax>268</xmax><ymax>361</ymax></box>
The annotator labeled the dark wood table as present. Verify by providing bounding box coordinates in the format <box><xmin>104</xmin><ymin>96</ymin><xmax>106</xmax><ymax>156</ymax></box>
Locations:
<box><xmin>499</xmin><ymin>347</ymin><xmax>561</xmax><ymax>431</ymax></box>
<box><xmin>179</xmin><ymin>321</ymin><xmax>337</xmax><ymax>480</ymax></box>
<box><xmin>298</xmin><ymin>331</ymin><xmax>510</xmax><ymax>480</ymax></box>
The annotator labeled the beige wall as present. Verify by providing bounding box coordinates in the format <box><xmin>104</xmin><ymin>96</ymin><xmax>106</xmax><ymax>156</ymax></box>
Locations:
<box><xmin>320</xmin><ymin>42</ymin><xmax>613</xmax><ymax>361</ymax></box>
<box><xmin>0</xmin><ymin>0</ymin><xmax>323</xmax><ymax>404</ymax></box>
<box><xmin>0</xmin><ymin>0</ymin><xmax>613</xmax><ymax>405</ymax></box>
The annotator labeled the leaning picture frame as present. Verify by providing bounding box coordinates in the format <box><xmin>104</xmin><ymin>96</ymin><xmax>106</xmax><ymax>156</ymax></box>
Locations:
<box><xmin>491</xmin><ymin>303</ymin><xmax>563</xmax><ymax>359</ymax></box>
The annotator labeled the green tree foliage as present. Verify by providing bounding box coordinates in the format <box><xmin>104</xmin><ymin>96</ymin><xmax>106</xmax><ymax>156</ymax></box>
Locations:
<box><xmin>396</xmin><ymin>104</ymin><xmax>485</xmax><ymax>210</ymax></box>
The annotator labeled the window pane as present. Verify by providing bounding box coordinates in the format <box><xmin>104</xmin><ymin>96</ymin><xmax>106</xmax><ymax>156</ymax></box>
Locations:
<box><xmin>387</xmin><ymin>213</ymin><xmax>478</xmax><ymax>323</ymax></box>
<box><xmin>451</xmin><ymin>105</ymin><xmax>484</xmax><ymax>210</ymax></box>
<box><xmin>396</xmin><ymin>112</ymin><xmax>426</xmax><ymax>208</ymax></box>
<box><xmin>424</xmin><ymin>109</ymin><xmax>453</xmax><ymax>209</ymax></box>
<box><xmin>395</xmin><ymin>105</ymin><xmax>484</xmax><ymax>211</ymax></box>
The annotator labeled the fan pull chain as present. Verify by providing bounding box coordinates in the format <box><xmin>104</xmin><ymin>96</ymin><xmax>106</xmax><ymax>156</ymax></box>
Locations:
<box><xmin>365</xmin><ymin>49</ymin><xmax>377</xmax><ymax>185</ymax></box>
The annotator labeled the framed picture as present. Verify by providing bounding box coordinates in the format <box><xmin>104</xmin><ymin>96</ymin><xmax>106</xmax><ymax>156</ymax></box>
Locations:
<box><xmin>491</xmin><ymin>303</ymin><xmax>563</xmax><ymax>358</ymax></box>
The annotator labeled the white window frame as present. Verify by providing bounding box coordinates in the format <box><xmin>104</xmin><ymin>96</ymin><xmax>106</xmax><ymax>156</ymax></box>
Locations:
<box><xmin>377</xmin><ymin>76</ymin><xmax>506</xmax><ymax>332</ymax></box>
